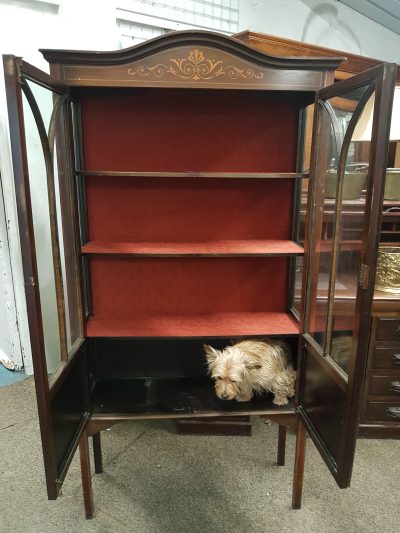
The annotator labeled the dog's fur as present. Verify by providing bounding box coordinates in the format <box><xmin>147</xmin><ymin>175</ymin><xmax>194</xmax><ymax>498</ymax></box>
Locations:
<box><xmin>331</xmin><ymin>336</ymin><xmax>352</xmax><ymax>372</ymax></box>
<box><xmin>204</xmin><ymin>339</ymin><xmax>296</xmax><ymax>405</ymax></box>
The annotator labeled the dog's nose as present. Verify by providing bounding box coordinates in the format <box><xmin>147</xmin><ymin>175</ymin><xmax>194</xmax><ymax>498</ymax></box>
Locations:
<box><xmin>221</xmin><ymin>394</ymin><xmax>229</xmax><ymax>400</ymax></box>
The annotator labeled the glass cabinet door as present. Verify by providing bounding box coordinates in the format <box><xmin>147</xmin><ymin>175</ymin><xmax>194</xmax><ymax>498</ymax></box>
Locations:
<box><xmin>21</xmin><ymin>79</ymin><xmax>83</xmax><ymax>375</ymax></box>
<box><xmin>307</xmin><ymin>86</ymin><xmax>374</xmax><ymax>366</ymax></box>
<box><xmin>3</xmin><ymin>56</ymin><xmax>88</xmax><ymax>500</ymax></box>
<box><xmin>298</xmin><ymin>63</ymin><xmax>396</xmax><ymax>488</ymax></box>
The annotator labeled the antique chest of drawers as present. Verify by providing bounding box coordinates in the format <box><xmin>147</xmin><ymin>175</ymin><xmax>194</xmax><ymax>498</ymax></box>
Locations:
<box><xmin>360</xmin><ymin>315</ymin><xmax>400</xmax><ymax>437</ymax></box>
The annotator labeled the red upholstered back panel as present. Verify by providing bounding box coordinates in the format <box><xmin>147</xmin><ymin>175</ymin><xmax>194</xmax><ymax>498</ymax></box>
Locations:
<box><xmin>89</xmin><ymin>257</ymin><xmax>288</xmax><ymax>317</ymax></box>
<box><xmin>86</xmin><ymin>177</ymin><xmax>294</xmax><ymax>242</ymax></box>
<box><xmin>79</xmin><ymin>88</ymin><xmax>299</xmax><ymax>324</ymax></box>
<box><xmin>78</xmin><ymin>89</ymin><xmax>299</xmax><ymax>172</ymax></box>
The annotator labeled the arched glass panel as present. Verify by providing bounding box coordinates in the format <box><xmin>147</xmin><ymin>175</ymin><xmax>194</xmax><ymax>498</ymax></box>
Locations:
<box><xmin>22</xmin><ymin>79</ymin><xmax>82</xmax><ymax>379</ymax></box>
<box><xmin>307</xmin><ymin>84</ymin><xmax>374</xmax><ymax>374</ymax></box>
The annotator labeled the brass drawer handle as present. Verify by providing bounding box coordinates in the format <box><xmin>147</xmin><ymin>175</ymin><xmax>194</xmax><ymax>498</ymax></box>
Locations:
<box><xmin>389</xmin><ymin>381</ymin><xmax>400</xmax><ymax>393</ymax></box>
<box><xmin>392</xmin><ymin>354</ymin><xmax>400</xmax><ymax>365</ymax></box>
<box><xmin>386</xmin><ymin>407</ymin><xmax>400</xmax><ymax>419</ymax></box>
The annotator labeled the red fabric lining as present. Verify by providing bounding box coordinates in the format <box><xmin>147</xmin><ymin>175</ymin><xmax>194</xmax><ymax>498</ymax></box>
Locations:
<box><xmin>78</xmin><ymin>89</ymin><xmax>299</xmax><ymax>172</ymax></box>
<box><xmin>86</xmin><ymin>177</ymin><xmax>294</xmax><ymax>242</ymax></box>
<box><xmin>79</xmin><ymin>88</ymin><xmax>299</xmax><ymax>335</ymax></box>
<box><xmin>89</xmin><ymin>257</ymin><xmax>288</xmax><ymax>317</ymax></box>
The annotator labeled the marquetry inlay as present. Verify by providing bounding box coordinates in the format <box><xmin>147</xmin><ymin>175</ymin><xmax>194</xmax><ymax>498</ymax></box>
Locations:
<box><xmin>127</xmin><ymin>48</ymin><xmax>264</xmax><ymax>81</ymax></box>
<box><xmin>58</xmin><ymin>44</ymin><xmax>325</xmax><ymax>90</ymax></box>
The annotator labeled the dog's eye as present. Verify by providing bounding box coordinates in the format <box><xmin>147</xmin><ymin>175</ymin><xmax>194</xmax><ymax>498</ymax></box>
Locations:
<box><xmin>231</xmin><ymin>380</ymin><xmax>237</xmax><ymax>384</ymax></box>
<box><xmin>216</xmin><ymin>376</ymin><xmax>222</xmax><ymax>380</ymax></box>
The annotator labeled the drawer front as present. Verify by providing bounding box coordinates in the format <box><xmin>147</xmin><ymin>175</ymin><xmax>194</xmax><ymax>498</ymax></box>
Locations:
<box><xmin>369</xmin><ymin>375</ymin><xmax>400</xmax><ymax>396</ymax></box>
<box><xmin>372</xmin><ymin>346</ymin><xmax>400</xmax><ymax>369</ymax></box>
<box><xmin>375</xmin><ymin>318</ymin><xmax>400</xmax><ymax>341</ymax></box>
<box><xmin>365</xmin><ymin>401</ymin><xmax>400</xmax><ymax>422</ymax></box>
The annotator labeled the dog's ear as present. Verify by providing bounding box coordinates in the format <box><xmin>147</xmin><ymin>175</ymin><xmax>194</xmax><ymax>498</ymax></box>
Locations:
<box><xmin>203</xmin><ymin>344</ymin><xmax>220</xmax><ymax>364</ymax></box>
<box><xmin>244</xmin><ymin>361</ymin><xmax>262</xmax><ymax>371</ymax></box>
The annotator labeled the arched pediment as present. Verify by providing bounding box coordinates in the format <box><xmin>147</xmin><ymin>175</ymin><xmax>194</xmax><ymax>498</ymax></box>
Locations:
<box><xmin>40</xmin><ymin>30</ymin><xmax>344</xmax><ymax>90</ymax></box>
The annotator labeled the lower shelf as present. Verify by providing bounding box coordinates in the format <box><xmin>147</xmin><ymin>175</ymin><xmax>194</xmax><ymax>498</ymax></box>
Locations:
<box><xmin>86</xmin><ymin>312</ymin><xmax>299</xmax><ymax>337</ymax></box>
<box><xmin>91</xmin><ymin>377</ymin><xmax>295</xmax><ymax>418</ymax></box>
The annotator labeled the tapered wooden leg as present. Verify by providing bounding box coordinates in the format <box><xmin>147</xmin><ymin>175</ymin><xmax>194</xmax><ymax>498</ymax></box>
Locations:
<box><xmin>92</xmin><ymin>432</ymin><xmax>103</xmax><ymax>474</ymax></box>
<box><xmin>79</xmin><ymin>431</ymin><xmax>94</xmax><ymax>519</ymax></box>
<box><xmin>292</xmin><ymin>420</ymin><xmax>306</xmax><ymax>510</ymax></box>
<box><xmin>277</xmin><ymin>424</ymin><xmax>287</xmax><ymax>466</ymax></box>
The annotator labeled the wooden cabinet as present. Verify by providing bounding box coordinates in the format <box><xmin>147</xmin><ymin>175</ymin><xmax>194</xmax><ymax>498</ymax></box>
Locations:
<box><xmin>235</xmin><ymin>30</ymin><xmax>400</xmax><ymax>81</ymax></box>
<box><xmin>3</xmin><ymin>31</ymin><xmax>397</xmax><ymax>518</ymax></box>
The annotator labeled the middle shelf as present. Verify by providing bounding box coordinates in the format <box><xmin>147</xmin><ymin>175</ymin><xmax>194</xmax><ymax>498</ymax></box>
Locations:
<box><xmin>86</xmin><ymin>311</ymin><xmax>300</xmax><ymax>338</ymax></box>
<box><xmin>81</xmin><ymin>239</ymin><xmax>304</xmax><ymax>257</ymax></box>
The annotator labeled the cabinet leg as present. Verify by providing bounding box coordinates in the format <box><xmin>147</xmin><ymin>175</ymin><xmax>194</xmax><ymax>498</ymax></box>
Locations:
<box><xmin>92</xmin><ymin>432</ymin><xmax>103</xmax><ymax>474</ymax></box>
<box><xmin>277</xmin><ymin>424</ymin><xmax>287</xmax><ymax>466</ymax></box>
<box><xmin>79</xmin><ymin>431</ymin><xmax>94</xmax><ymax>519</ymax></box>
<box><xmin>292</xmin><ymin>420</ymin><xmax>306</xmax><ymax>510</ymax></box>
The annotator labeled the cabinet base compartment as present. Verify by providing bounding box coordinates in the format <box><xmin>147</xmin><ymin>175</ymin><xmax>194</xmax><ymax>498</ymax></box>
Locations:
<box><xmin>89</xmin><ymin>338</ymin><xmax>297</xmax><ymax>419</ymax></box>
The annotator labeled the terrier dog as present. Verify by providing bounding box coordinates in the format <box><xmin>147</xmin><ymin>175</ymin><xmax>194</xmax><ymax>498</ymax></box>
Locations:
<box><xmin>204</xmin><ymin>339</ymin><xmax>296</xmax><ymax>405</ymax></box>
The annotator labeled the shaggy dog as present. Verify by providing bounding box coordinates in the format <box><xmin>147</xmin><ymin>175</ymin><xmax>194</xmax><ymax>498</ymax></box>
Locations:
<box><xmin>204</xmin><ymin>339</ymin><xmax>296</xmax><ymax>405</ymax></box>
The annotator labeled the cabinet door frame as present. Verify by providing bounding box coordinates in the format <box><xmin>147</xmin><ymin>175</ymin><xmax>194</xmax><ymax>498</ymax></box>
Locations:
<box><xmin>298</xmin><ymin>62</ymin><xmax>396</xmax><ymax>487</ymax></box>
<box><xmin>3</xmin><ymin>55</ymin><xmax>88</xmax><ymax>499</ymax></box>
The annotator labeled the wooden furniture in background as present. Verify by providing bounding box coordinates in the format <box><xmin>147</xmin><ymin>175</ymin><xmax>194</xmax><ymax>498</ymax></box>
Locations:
<box><xmin>235</xmin><ymin>30</ymin><xmax>400</xmax><ymax>81</ymax></box>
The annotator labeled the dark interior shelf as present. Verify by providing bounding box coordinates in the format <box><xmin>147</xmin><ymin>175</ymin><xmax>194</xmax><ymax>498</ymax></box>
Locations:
<box><xmin>91</xmin><ymin>377</ymin><xmax>295</xmax><ymax>418</ymax></box>
<box><xmin>86</xmin><ymin>312</ymin><xmax>300</xmax><ymax>338</ymax></box>
<box><xmin>82</xmin><ymin>240</ymin><xmax>304</xmax><ymax>257</ymax></box>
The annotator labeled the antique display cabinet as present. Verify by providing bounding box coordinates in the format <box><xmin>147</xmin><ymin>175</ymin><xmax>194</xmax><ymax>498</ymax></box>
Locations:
<box><xmin>3</xmin><ymin>31</ymin><xmax>396</xmax><ymax>518</ymax></box>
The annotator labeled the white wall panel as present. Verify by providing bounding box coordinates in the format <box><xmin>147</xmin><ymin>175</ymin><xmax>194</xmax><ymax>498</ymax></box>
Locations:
<box><xmin>239</xmin><ymin>0</ymin><xmax>400</xmax><ymax>63</ymax></box>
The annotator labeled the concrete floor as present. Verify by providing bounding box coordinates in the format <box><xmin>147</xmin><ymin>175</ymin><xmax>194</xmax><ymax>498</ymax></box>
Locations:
<box><xmin>0</xmin><ymin>378</ymin><xmax>399</xmax><ymax>533</ymax></box>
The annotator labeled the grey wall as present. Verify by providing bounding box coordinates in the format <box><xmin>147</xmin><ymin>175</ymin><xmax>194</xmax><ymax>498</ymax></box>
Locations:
<box><xmin>239</xmin><ymin>0</ymin><xmax>400</xmax><ymax>62</ymax></box>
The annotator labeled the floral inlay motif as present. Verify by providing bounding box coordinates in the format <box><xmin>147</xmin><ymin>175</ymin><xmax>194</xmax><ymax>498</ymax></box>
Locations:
<box><xmin>128</xmin><ymin>49</ymin><xmax>264</xmax><ymax>81</ymax></box>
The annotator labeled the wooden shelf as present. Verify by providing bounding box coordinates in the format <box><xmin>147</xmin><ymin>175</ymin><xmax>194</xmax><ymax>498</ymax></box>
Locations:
<box><xmin>77</xmin><ymin>170</ymin><xmax>308</xmax><ymax>179</ymax></box>
<box><xmin>82</xmin><ymin>240</ymin><xmax>304</xmax><ymax>257</ymax></box>
<box><xmin>86</xmin><ymin>312</ymin><xmax>299</xmax><ymax>338</ymax></box>
<box><xmin>91</xmin><ymin>377</ymin><xmax>295</xmax><ymax>418</ymax></box>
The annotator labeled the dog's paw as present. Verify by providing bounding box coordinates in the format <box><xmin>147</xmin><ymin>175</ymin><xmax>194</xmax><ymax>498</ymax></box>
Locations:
<box><xmin>236</xmin><ymin>394</ymin><xmax>252</xmax><ymax>402</ymax></box>
<box><xmin>273</xmin><ymin>395</ymin><xmax>289</xmax><ymax>406</ymax></box>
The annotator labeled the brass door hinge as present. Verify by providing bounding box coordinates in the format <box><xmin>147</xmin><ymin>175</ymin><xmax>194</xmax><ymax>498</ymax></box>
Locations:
<box><xmin>358</xmin><ymin>263</ymin><xmax>369</xmax><ymax>289</ymax></box>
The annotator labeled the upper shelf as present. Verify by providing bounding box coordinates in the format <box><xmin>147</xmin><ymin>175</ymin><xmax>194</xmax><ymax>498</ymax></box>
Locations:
<box><xmin>82</xmin><ymin>240</ymin><xmax>304</xmax><ymax>257</ymax></box>
<box><xmin>77</xmin><ymin>170</ymin><xmax>308</xmax><ymax>179</ymax></box>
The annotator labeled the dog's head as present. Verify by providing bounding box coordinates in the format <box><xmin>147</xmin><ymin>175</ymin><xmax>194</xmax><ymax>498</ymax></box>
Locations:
<box><xmin>203</xmin><ymin>344</ymin><xmax>260</xmax><ymax>400</ymax></box>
